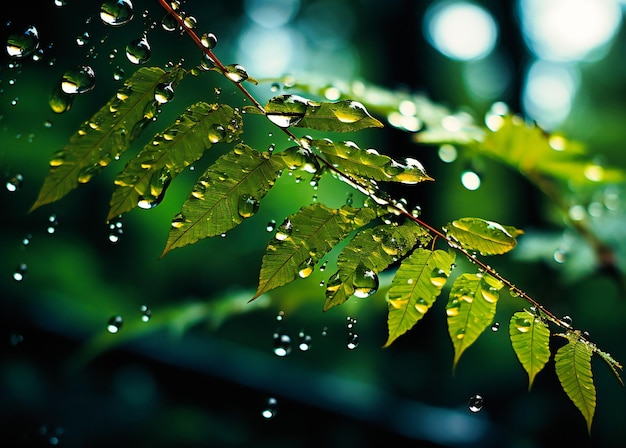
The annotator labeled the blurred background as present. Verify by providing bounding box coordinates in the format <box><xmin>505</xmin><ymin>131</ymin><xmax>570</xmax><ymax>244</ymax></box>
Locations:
<box><xmin>1</xmin><ymin>0</ymin><xmax>626</xmax><ymax>446</ymax></box>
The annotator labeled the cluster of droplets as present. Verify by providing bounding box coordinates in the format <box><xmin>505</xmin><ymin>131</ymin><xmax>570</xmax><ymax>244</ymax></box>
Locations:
<box><xmin>271</xmin><ymin>311</ymin><xmax>313</xmax><ymax>356</ymax></box>
<box><xmin>106</xmin><ymin>305</ymin><xmax>151</xmax><ymax>334</ymax></box>
<box><xmin>346</xmin><ymin>316</ymin><xmax>359</xmax><ymax>350</ymax></box>
<box><xmin>108</xmin><ymin>216</ymin><xmax>124</xmax><ymax>243</ymax></box>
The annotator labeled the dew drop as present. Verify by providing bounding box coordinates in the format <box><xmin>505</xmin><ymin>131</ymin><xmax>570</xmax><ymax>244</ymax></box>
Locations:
<box><xmin>324</xmin><ymin>272</ymin><xmax>342</xmax><ymax>298</ymax></box>
<box><xmin>125</xmin><ymin>35</ymin><xmax>151</xmax><ymax>64</ymax></box>
<box><xmin>297</xmin><ymin>257</ymin><xmax>314</xmax><ymax>279</ymax></box>
<box><xmin>237</xmin><ymin>194</ymin><xmax>259</xmax><ymax>218</ymax></box>
<box><xmin>266</xmin><ymin>220</ymin><xmax>276</xmax><ymax>232</ymax></box>
<box><xmin>200</xmin><ymin>32</ymin><xmax>217</xmax><ymax>49</ymax></box>
<box><xmin>207</xmin><ymin>124</ymin><xmax>225</xmax><ymax>143</ymax></box>
<box><xmin>6</xmin><ymin>26</ymin><xmax>40</xmax><ymax>59</ymax></box>
<box><xmin>273</xmin><ymin>332</ymin><xmax>291</xmax><ymax>357</ymax></box>
<box><xmin>298</xmin><ymin>331</ymin><xmax>312</xmax><ymax>351</ymax></box>
<box><xmin>332</xmin><ymin>100</ymin><xmax>368</xmax><ymax>123</ymax></box>
<box><xmin>100</xmin><ymin>0</ymin><xmax>134</xmax><ymax>26</ymax></box>
<box><xmin>140</xmin><ymin>305</ymin><xmax>152</xmax><ymax>322</ymax></box>
<box><xmin>223</xmin><ymin>64</ymin><xmax>249</xmax><ymax>83</ymax></box>
<box><xmin>154</xmin><ymin>82</ymin><xmax>174</xmax><ymax>104</ymax></box>
<box><xmin>561</xmin><ymin>315</ymin><xmax>573</xmax><ymax>328</ymax></box>
<box><xmin>13</xmin><ymin>263</ymin><xmax>28</xmax><ymax>281</ymax></box>
<box><xmin>261</xmin><ymin>397</ymin><xmax>277</xmax><ymax>419</ymax></box>
<box><xmin>5</xmin><ymin>173</ymin><xmax>23</xmax><ymax>192</ymax></box>
<box><xmin>429</xmin><ymin>268</ymin><xmax>448</xmax><ymax>289</ymax></box>
<box><xmin>61</xmin><ymin>65</ymin><xmax>96</xmax><ymax>95</ymax></box>
<box><xmin>274</xmin><ymin>218</ymin><xmax>293</xmax><ymax>241</ymax></box>
<box><xmin>352</xmin><ymin>264</ymin><xmax>378</xmax><ymax>298</ymax></box>
<box><xmin>514</xmin><ymin>317</ymin><xmax>531</xmax><ymax>333</ymax></box>
<box><xmin>107</xmin><ymin>315</ymin><xmax>123</xmax><ymax>333</ymax></box>
<box><xmin>161</xmin><ymin>13</ymin><xmax>179</xmax><ymax>32</ymax></box>
<box><xmin>468</xmin><ymin>394</ymin><xmax>484</xmax><ymax>413</ymax></box>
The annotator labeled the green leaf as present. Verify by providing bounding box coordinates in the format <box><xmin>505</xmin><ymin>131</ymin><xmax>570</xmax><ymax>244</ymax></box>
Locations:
<box><xmin>108</xmin><ymin>102</ymin><xmax>242</xmax><ymax>221</ymax></box>
<box><xmin>509</xmin><ymin>310</ymin><xmax>551</xmax><ymax>390</ymax></box>
<box><xmin>247</xmin><ymin>94</ymin><xmax>384</xmax><ymax>132</ymax></box>
<box><xmin>384</xmin><ymin>248</ymin><xmax>455</xmax><ymax>347</ymax></box>
<box><xmin>324</xmin><ymin>221</ymin><xmax>432</xmax><ymax>311</ymax></box>
<box><xmin>444</xmin><ymin>217</ymin><xmax>524</xmax><ymax>255</ymax></box>
<box><xmin>30</xmin><ymin>67</ymin><xmax>186</xmax><ymax>211</ymax></box>
<box><xmin>162</xmin><ymin>144</ymin><xmax>285</xmax><ymax>255</ymax></box>
<box><xmin>555</xmin><ymin>331</ymin><xmax>596</xmax><ymax>433</ymax></box>
<box><xmin>480</xmin><ymin>115</ymin><xmax>625</xmax><ymax>185</ymax></box>
<box><xmin>253</xmin><ymin>203</ymin><xmax>377</xmax><ymax>300</ymax></box>
<box><xmin>446</xmin><ymin>273</ymin><xmax>503</xmax><ymax>368</ymax></box>
<box><xmin>313</xmin><ymin>138</ymin><xmax>433</xmax><ymax>184</ymax></box>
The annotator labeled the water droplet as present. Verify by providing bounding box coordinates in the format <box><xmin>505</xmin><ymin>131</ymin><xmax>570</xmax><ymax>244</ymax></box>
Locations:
<box><xmin>514</xmin><ymin>317</ymin><xmax>531</xmax><ymax>333</ymax></box>
<box><xmin>561</xmin><ymin>315</ymin><xmax>573</xmax><ymax>328</ymax></box>
<box><xmin>75</xmin><ymin>31</ymin><xmax>90</xmax><ymax>47</ymax></box>
<box><xmin>171</xmin><ymin>213</ymin><xmax>186</xmax><ymax>229</ymax></box>
<box><xmin>461</xmin><ymin>170</ymin><xmax>481</xmax><ymax>190</ymax></box>
<box><xmin>126</xmin><ymin>35</ymin><xmax>151</xmax><ymax>64</ymax></box>
<box><xmin>429</xmin><ymin>268</ymin><xmax>448</xmax><ymax>289</ymax></box>
<box><xmin>49</xmin><ymin>84</ymin><xmax>74</xmax><ymax>113</ymax></box>
<box><xmin>21</xmin><ymin>233</ymin><xmax>32</xmax><ymax>246</ymax></box>
<box><xmin>274</xmin><ymin>218</ymin><xmax>293</xmax><ymax>241</ymax></box>
<box><xmin>346</xmin><ymin>332</ymin><xmax>359</xmax><ymax>350</ymax></box>
<box><xmin>13</xmin><ymin>263</ymin><xmax>28</xmax><ymax>281</ymax></box>
<box><xmin>6</xmin><ymin>26</ymin><xmax>40</xmax><ymax>59</ymax></box>
<box><xmin>200</xmin><ymin>32</ymin><xmax>217</xmax><ymax>49</ymax></box>
<box><xmin>468</xmin><ymin>394</ymin><xmax>484</xmax><ymax>412</ymax></box>
<box><xmin>5</xmin><ymin>173</ymin><xmax>23</xmax><ymax>192</ymax></box>
<box><xmin>491</xmin><ymin>322</ymin><xmax>500</xmax><ymax>332</ymax></box>
<box><xmin>154</xmin><ymin>82</ymin><xmax>174</xmax><ymax>104</ymax></box>
<box><xmin>237</xmin><ymin>194</ymin><xmax>259</xmax><ymax>218</ymax></box>
<box><xmin>324</xmin><ymin>272</ymin><xmax>342</xmax><ymax>298</ymax></box>
<box><xmin>108</xmin><ymin>216</ymin><xmax>124</xmax><ymax>242</ymax></box>
<box><xmin>352</xmin><ymin>264</ymin><xmax>378</xmax><ymax>298</ymax></box>
<box><xmin>266</xmin><ymin>220</ymin><xmax>276</xmax><ymax>232</ymax></box>
<box><xmin>140</xmin><ymin>305</ymin><xmax>152</xmax><ymax>322</ymax></box>
<box><xmin>553</xmin><ymin>248</ymin><xmax>568</xmax><ymax>264</ymax></box>
<box><xmin>446</xmin><ymin>299</ymin><xmax>460</xmax><ymax>317</ymax></box>
<box><xmin>207</xmin><ymin>123</ymin><xmax>225</xmax><ymax>143</ymax></box>
<box><xmin>107</xmin><ymin>315</ymin><xmax>123</xmax><ymax>333</ymax></box>
<box><xmin>113</xmin><ymin>66</ymin><xmax>125</xmax><ymax>81</ymax></box>
<box><xmin>411</xmin><ymin>205</ymin><xmax>422</xmax><ymax>218</ymax></box>
<box><xmin>297</xmin><ymin>257</ymin><xmax>314</xmax><ymax>279</ymax></box>
<box><xmin>54</xmin><ymin>0</ymin><xmax>68</xmax><ymax>6</ymax></box>
<box><xmin>319</xmin><ymin>260</ymin><xmax>328</xmax><ymax>272</ymax></box>
<box><xmin>273</xmin><ymin>332</ymin><xmax>291</xmax><ymax>357</ymax></box>
<box><xmin>265</xmin><ymin>94</ymin><xmax>309</xmax><ymax>128</ymax></box>
<box><xmin>47</xmin><ymin>214</ymin><xmax>58</xmax><ymax>234</ymax></box>
<box><xmin>61</xmin><ymin>65</ymin><xmax>96</xmax><ymax>95</ymax></box>
<box><xmin>161</xmin><ymin>13</ymin><xmax>179</xmax><ymax>32</ymax></box>
<box><xmin>298</xmin><ymin>331</ymin><xmax>312</xmax><ymax>351</ymax></box>
<box><xmin>137</xmin><ymin>169</ymin><xmax>171</xmax><ymax>209</ymax></box>
<box><xmin>276</xmin><ymin>311</ymin><xmax>284</xmax><ymax>321</ymax></box>
<box><xmin>223</xmin><ymin>64</ymin><xmax>249</xmax><ymax>83</ymax></box>
<box><xmin>100</xmin><ymin>0</ymin><xmax>134</xmax><ymax>26</ymax></box>
<box><xmin>261</xmin><ymin>397</ymin><xmax>277</xmax><ymax>419</ymax></box>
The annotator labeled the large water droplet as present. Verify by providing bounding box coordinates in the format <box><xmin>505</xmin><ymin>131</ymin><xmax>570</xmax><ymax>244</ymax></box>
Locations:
<box><xmin>126</xmin><ymin>35</ymin><xmax>151</xmax><ymax>64</ymax></box>
<box><xmin>6</xmin><ymin>26</ymin><xmax>39</xmax><ymax>58</ymax></box>
<box><xmin>514</xmin><ymin>317</ymin><xmax>531</xmax><ymax>333</ymax></box>
<box><xmin>265</xmin><ymin>94</ymin><xmax>310</xmax><ymax>128</ymax></box>
<box><xmin>100</xmin><ymin>0</ymin><xmax>134</xmax><ymax>26</ymax></box>
<box><xmin>223</xmin><ymin>64</ymin><xmax>249</xmax><ymax>83</ymax></box>
<box><xmin>138</xmin><ymin>169</ymin><xmax>171</xmax><ymax>209</ymax></box>
<box><xmin>332</xmin><ymin>100</ymin><xmax>368</xmax><ymax>123</ymax></box>
<box><xmin>13</xmin><ymin>263</ymin><xmax>28</xmax><ymax>281</ymax></box>
<box><xmin>468</xmin><ymin>394</ymin><xmax>484</xmax><ymax>412</ymax></box>
<box><xmin>5</xmin><ymin>173</ymin><xmax>23</xmax><ymax>192</ymax></box>
<box><xmin>200</xmin><ymin>32</ymin><xmax>217</xmax><ymax>49</ymax></box>
<box><xmin>107</xmin><ymin>315</ymin><xmax>123</xmax><ymax>333</ymax></box>
<box><xmin>297</xmin><ymin>257</ymin><xmax>314</xmax><ymax>279</ymax></box>
<box><xmin>429</xmin><ymin>268</ymin><xmax>448</xmax><ymax>289</ymax></box>
<box><xmin>261</xmin><ymin>397</ymin><xmax>277</xmax><ymax>419</ymax></box>
<box><xmin>273</xmin><ymin>332</ymin><xmax>291</xmax><ymax>357</ymax></box>
<box><xmin>61</xmin><ymin>65</ymin><xmax>96</xmax><ymax>95</ymax></box>
<box><xmin>237</xmin><ymin>194</ymin><xmax>259</xmax><ymax>218</ymax></box>
<box><xmin>274</xmin><ymin>218</ymin><xmax>293</xmax><ymax>241</ymax></box>
<box><xmin>154</xmin><ymin>82</ymin><xmax>174</xmax><ymax>104</ymax></box>
<box><xmin>352</xmin><ymin>264</ymin><xmax>378</xmax><ymax>298</ymax></box>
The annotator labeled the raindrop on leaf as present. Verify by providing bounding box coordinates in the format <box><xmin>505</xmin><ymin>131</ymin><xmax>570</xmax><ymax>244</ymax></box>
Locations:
<box><xmin>223</xmin><ymin>64</ymin><xmax>249</xmax><ymax>83</ymax></box>
<box><xmin>352</xmin><ymin>264</ymin><xmax>378</xmax><ymax>298</ymax></box>
<box><xmin>237</xmin><ymin>194</ymin><xmax>259</xmax><ymax>218</ymax></box>
<box><xmin>297</xmin><ymin>257</ymin><xmax>314</xmax><ymax>279</ymax></box>
<box><xmin>274</xmin><ymin>218</ymin><xmax>293</xmax><ymax>241</ymax></box>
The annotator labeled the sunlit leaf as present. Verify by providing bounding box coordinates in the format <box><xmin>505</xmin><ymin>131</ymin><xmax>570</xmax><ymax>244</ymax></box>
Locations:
<box><xmin>108</xmin><ymin>102</ymin><xmax>242</xmax><ymax>221</ymax></box>
<box><xmin>253</xmin><ymin>203</ymin><xmax>377</xmax><ymax>300</ymax></box>
<box><xmin>31</xmin><ymin>67</ymin><xmax>186</xmax><ymax>211</ymax></box>
<box><xmin>162</xmin><ymin>144</ymin><xmax>285</xmax><ymax>255</ymax></box>
<box><xmin>384</xmin><ymin>248</ymin><xmax>455</xmax><ymax>347</ymax></box>
<box><xmin>444</xmin><ymin>217</ymin><xmax>524</xmax><ymax>255</ymax></box>
<box><xmin>246</xmin><ymin>94</ymin><xmax>383</xmax><ymax>132</ymax></box>
<box><xmin>509</xmin><ymin>310</ymin><xmax>551</xmax><ymax>390</ymax></box>
<box><xmin>446</xmin><ymin>273</ymin><xmax>503</xmax><ymax>367</ymax></box>
<box><xmin>324</xmin><ymin>221</ymin><xmax>431</xmax><ymax>311</ymax></box>
<box><xmin>555</xmin><ymin>331</ymin><xmax>596</xmax><ymax>433</ymax></box>
<box><xmin>313</xmin><ymin>138</ymin><xmax>433</xmax><ymax>185</ymax></box>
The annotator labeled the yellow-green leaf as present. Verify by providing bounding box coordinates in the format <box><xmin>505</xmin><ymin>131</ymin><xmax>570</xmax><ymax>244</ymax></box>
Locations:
<box><xmin>162</xmin><ymin>144</ymin><xmax>285</xmax><ymax>255</ymax></box>
<box><xmin>444</xmin><ymin>217</ymin><xmax>524</xmax><ymax>255</ymax></box>
<box><xmin>384</xmin><ymin>248</ymin><xmax>455</xmax><ymax>347</ymax></box>
<box><xmin>446</xmin><ymin>273</ymin><xmax>503</xmax><ymax>367</ymax></box>
<box><xmin>314</xmin><ymin>138</ymin><xmax>433</xmax><ymax>185</ymax></box>
<box><xmin>31</xmin><ymin>67</ymin><xmax>186</xmax><ymax>211</ymax></box>
<box><xmin>254</xmin><ymin>204</ymin><xmax>377</xmax><ymax>300</ymax></box>
<box><xmin>555</xmin><ymin>331</ymin><xmax>596</xmax><ymax>433</ymax></box>
<box><xmin>108</xmin><ymin>102</ymin><xmax>242</xmax><ymax>221</ymax></box>
<box><xmin>509</xmin><ymin>310</ymin><xmax>551</xmax><ymax>390</ymax></box>
<box><xmin>324</xmin><ymin>221</ymin><xmax>431</xmax><ymax>311</ymax></box>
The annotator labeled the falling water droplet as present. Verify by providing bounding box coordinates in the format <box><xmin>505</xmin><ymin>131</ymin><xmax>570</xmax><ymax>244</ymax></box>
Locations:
<box><xmin>491</xmin><ymin>322</ymin><xmax>500</xmax><ymax>332</ymax></box>
<box><xmin>468</xmin><ymin>394</ymin><xmax>484</xmax><ymax>412</ymax></box>
<box><xmin>100</xmin><ymin>0</ymin><xmax>134</xmax><ymax>26</ymax></box>
<box><xmin>352</xmin><ymin>264</ymin><xmax>378</xmax><ymax>298</ymax></box>
<box><xmin>266</xmin><ymin>220</ymin><xmax>276</xmax><ymax>232</ymax></box>
<box><xmin>346</xmin><ymin>332</ymin><xmax>359</xmax><ymax>350</ymax></box>
<box><xmin>261</xmin><ymin>397</ymin><xmax>277</xmax><ymax>419</ymax></box>
<box><xmin>107</xmin><ymin>315</ymin><xmax>123</xmax><ymax>333</ymax></box>
<box><xmin>140</xmin><ymin>305</ymin><xmax>152</xmax><ymax>322</ymax></box>
<box><xmin>276</xmin><ymin>311</ymin><xmax>285</xmax><ymax>321</ymax></box>
<box><xmin>113</xmin><ymin>66</ymin><xmax>125</xmax><ymax>81</ymax></box>
<box><xmin>108</xmin><ymin>216</ymin><xmax>124</xmax><ymax>243</ymax></box>
<box><xmin>126</xmin><ymin>34</ymin><xmax>151</xmax><ymax>64</ymax></box>
<box><xmin>273</xmin><ymin>332</ymin><xmax>291</xmax><ymax>357</ymax></box>
<box><xmin>6</xmin><ymin>26</ymin><xmax>40</xmax><ymax>59</ymax></box>
<box><xmin>298</xmin><ymin>331</ymin><xmax>312</xmax><ymax>351</ymax></box>
<box><xmin>21</xmin><ymin>233</ymin><xmax>32</xmax><ymax>246</ymax></box>
<box><xmin>47</xmin><ymin>214</ymin><xmax>58</xmax><ymax>234</ymax></box>
<box><xmin>5</xmin><ymin>173</ymin><xmax>23</xmax><ymax>192</ymax></box>
<box><xmin>13</xmin><ymin>263</ymin><xmax>28</xmax><ymax>281</ymax></box>
<box><xmin>461</xmin><ymin>170</ymin><xmax>481</xmax><ymax>190</ymax></box>
<box><xmin>61</xmin><ymin>65</ymin><xmax>96</xmax><ymax>94</ymax></box>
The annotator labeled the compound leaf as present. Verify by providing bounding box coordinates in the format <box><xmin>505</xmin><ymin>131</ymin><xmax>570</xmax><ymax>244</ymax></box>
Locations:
<box><xmin>162</xmin><ymin>144</ymin><xmax>285</xmax><ymax>255</ymax></box>
<box><xmin>447</xmin><ymin>273</ymin><xmax>503</xmax><ymax>368</ymax></box>
<box><xmin>31</xmin><ymin>66</ymin><xmax>186</xmax><ymax>211</ymax></box>
<box><xmin>444</xmin><ymin>217</ymin><xmax>523</xmax><ymax>255</ymax></box>
<box><xmin>555</xmin><ymin>331</ymin><xmax>596</xmax><ymax>433</ymax></box>
<box><xmin>314</xmin><ymin>138</ymin><xmax>433</xmax><ymax>185</ymax></box>
<box><xmin>253</xmin><ymin>204</ymin><xmax>377</xmax><ymax>300</ymax></box>
<box><xmin>324</xmin><ymin>221</ymin><xmax>431</xmax><ymax>311</ymax></box>
<box><xmin>509</xmin><ymin>310</ymin><xmax>551</xmax><ymax>390</ymax></box>
<box><xmin>108</xmin><ymin>102</ymin><xmax>242</xmax><ymax>221</ymax></box>
<box><xmin>384</xmin><ymin>248</ymin><xmax>455</xmax><ymax>347</ymax></box>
